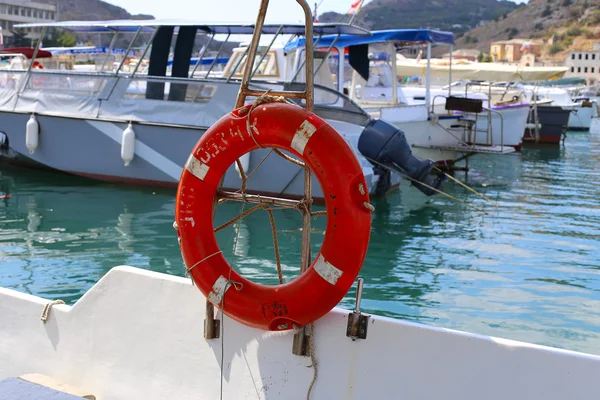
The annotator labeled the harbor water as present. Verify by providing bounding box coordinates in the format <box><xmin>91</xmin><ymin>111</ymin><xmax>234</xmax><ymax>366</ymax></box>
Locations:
<box><xmin>1</xmin><ymin>124</ymin><xmax>599</xmax><ymax>355</ymax></box>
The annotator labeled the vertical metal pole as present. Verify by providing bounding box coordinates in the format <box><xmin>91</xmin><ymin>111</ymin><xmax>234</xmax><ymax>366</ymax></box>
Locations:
<box><xmin>132</xmin><ymin>27</ymin><xmax>159</xmax><ymax>77</ymax></box>
<box><xmin>425</xmin><ymin>43</ymin><xmax>431</xmax><ymax>110</ymax></box>
<box><xmin>314</xmin><ymin>35</ymin><xmax>340</xmax><ymax>76</ymax></box>
<box><xmin>226</xmin><ymin>45</ymin><xmax>251</xmax><ymax>82</ymax></box>
<box><xmin>291</xmin><ymin>35</ymin><xmax>321</xmax><ymax>84</ymax></box>
<box><xmin>19</xmin><ymin>26</ymin><xmax>47</xmax><ymax>93</ymax></box>
<box><xmin>235</xmin><ymin>0</ymin><xmax>269</xmax><ymax>108</ymax></box>
<box><xmin>337</xmin><ymin>46</ymin><xmax>344</xmax><ymax>93</ymax></box>
<box><xmin>116</xmin><ymin>26</ymin><xmax>143</xmax><ymax>75</ymax></box>
<box><xmin>391</xmin><ymin>42</ymin><xmax>398</xmax><ymax>105</ymax></box>
<box><xmin>293</xmin><ymin>0</ymin><xmax>314</xmax><ymax>358</ymax></box>
<box><xmin>448</xmin><ymin>44</ymin><xmax>452</xmax><ymax>98</ymax></box>
<box><xmin>190</xmin><ymin>34</ymin><xmax>214</xmax><ymax>78</ymax></box>
<box><xmin>99</xmin><ymin>32</ymin><xmax>119</xmax><ymax>72</ymax></box>
<box><xmin>204</xmin><ymin>33</ymin><xmax>231</xmax><ymax>79</ymax></box>
<box><xmin>250</xmin><ymin>25</ymin><xmax>284</xmax><ymax>79</ymax></box>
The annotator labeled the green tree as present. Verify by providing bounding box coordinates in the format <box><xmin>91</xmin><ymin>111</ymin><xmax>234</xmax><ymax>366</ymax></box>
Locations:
<box><xmin>57</xmin><ymin>31</ymin><xmax>76</xmax><ymax>47</ymax></box>
<box><xmin>548</xmin><ymin>42</ymin><xmax>564</xmax><ymax>55</ymax></box>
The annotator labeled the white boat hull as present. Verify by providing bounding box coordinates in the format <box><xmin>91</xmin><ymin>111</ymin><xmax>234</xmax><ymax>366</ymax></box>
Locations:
<box><xmin>2</xmin><ymin>266</ymin><xmax>600</xmax><ymax>400</ymax></box>
<box><xmin>465</xmin><ymin>104</ymin><xmax>529</xmax><ymax>148</ymax></box>
<box><xmin>567</xmin><ymin>103</ymin><xmax>597</xmax><ymax>130</ymax></box>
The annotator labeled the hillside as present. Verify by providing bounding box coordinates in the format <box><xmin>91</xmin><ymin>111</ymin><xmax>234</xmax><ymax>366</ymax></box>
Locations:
<box><xmin>36</xmin><ymin>0</ymin><xmax>153</xmax><ymax>21</ymax></box>
<box><xmin>318</xmin><ymin>0</ymin><xmax>519</xmax><ymax>34</ymax></box>
<box><xmin>454</xmin><ymin>0</ymin><xmax>600</xmax><ymax>56</ymax></box>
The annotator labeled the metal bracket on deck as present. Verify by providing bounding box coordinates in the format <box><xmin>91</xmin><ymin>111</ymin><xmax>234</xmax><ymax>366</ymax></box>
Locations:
<box><xmin>204</xmin><ymin>300</ymin><xmax>220</xmax><ymax>340</ymax></box>
<box><xmin>347</xmin><ymin>278</ymin><xmax>369</xmax><ymax>341</ymax></box>
<box><xmin>292</xmin><ymin>326</ymin><xmax>311</xmax><ymax>357</ymax></box>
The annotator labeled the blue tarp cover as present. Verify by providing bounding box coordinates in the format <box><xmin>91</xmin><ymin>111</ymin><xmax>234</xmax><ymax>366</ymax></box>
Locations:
<box><xmin>43</xmin><ymin>46</ymin><xmax>133</xmax><ymax>56</ymax></box>
<box><xmin>284</xmin><ymin>29</ymin><xmax>455</xmax><ymax>52</ymax></box>
<box><xmin>167</xmin><ymin>57</ymin><xmax>230</xmax><ymax>67</ymax></box>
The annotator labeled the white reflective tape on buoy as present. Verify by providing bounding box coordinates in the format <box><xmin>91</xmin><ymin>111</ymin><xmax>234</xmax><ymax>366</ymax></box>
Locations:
<box><xmin>185</xmin><ymin>154</ymin><xmax>209</xmax><ymax>181</ymax></box>
<box><xmin>291</xmin><ymin>120</ymin><xmax>317</xmax><ymax>155</ymax></box>
<box><xmin>314</xmin><ymin>254</ymin><xmax>343</xmax><ymax>285</ymax></box>
<box><xmin>208</xmin><ymin>276</ymin><xmax>230</xmax><ymax>305</ymax></box>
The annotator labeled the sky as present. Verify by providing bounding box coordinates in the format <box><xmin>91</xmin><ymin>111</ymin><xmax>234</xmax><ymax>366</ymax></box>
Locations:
<box><xmin>105</xmin><ymin>0</ymin><xmax>527</xmax><ymax>24</ymax></box>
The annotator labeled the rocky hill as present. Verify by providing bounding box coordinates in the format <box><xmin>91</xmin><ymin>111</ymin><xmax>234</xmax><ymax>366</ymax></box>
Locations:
<box><xmin>318</xmin><ymin>0</ymin><xmax>519</xmax><ymax>34</ymax></box>
<box><xmin>454</xmin><ymin>0</ymin><xmax>600</xmax><ymax>57</ymax></box>
<box><xmin>35</xmin><ymin>0</ymin><xmax>153</xmax><ymax>21</ymax></box>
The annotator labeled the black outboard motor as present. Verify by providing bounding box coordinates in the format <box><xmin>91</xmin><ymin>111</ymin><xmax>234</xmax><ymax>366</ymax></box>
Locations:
<box><xmin>358</xmin><ymin>119</ymin><xmax>444</xmax><ymax>196</ymax></box>
<box><xmin>0</xmin><ymin>131</ymin><xmax>9</xmax><ymax>156</ymax></box>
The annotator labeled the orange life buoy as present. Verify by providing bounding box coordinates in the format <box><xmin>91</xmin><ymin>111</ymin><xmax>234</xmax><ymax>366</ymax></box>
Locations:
<box><xmin>31</xmin><ymin>61</ymin><xmax>45</xmax><ymax>87</ymax></box>
<box><xmin>175</xmin><ymin>102</ymin><xmax>372</xmax><ymax>331</ymax></box>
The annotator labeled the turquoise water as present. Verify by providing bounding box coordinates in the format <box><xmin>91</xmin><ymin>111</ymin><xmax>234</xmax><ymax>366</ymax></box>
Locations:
<box><xmin>1</xmin><ymin>124</ymin><xmax>600</xmax><ymax>355</ymax></box>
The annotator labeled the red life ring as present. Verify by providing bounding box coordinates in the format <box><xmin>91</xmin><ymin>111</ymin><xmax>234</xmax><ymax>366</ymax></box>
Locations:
<box><xmin>31</xmin><ymin>61</ymin><xmax>45</xmax><ymax>87</ymax></box>
<box><xmin>176</xmin><ymin>102</ymin><xmax>372</xmax><ymax>331</ymax></box>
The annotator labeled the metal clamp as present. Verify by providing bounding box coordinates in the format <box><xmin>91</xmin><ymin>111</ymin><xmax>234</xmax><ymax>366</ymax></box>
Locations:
<box><xmin>346</xmin><ymin>278</ymin><xmax>369</xmax><ymax>340</ymax></box>
<box><xmin>292</xmin><ymin>325</ymin><xmax>311</xmax><ymax>357</ymax></box>
<box><xmin>204</xmin><ymin>300</ymin><xmax>220</xmax><ymax>340</ymax></box>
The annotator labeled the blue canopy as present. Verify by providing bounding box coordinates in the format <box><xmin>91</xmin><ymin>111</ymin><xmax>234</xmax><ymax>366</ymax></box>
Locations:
<box><xmin>284</xmin><ymin>29</ymin><xmax>455</xmax><ymax>52</ymax></box>
<box><xmin>15</xmin><ymin>19</ymin><xmax>370</xmax><ymax>36</ymax></box>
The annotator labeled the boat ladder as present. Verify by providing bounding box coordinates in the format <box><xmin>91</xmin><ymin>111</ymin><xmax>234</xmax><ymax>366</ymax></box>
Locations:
<box><xmin>416</xmin><ymin>93</ymin><xmax>514</xmax><ymax>156</ymax></box>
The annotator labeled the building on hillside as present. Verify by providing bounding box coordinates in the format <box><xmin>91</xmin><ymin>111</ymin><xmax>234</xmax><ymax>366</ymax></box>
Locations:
<box><xmin>0</xmin><ymin>0</ymin><xmax>57</xmax><ymax>46</ymax></box>
<box><xmin>490</xmin><ymin>39</ymin><xmax>543</xmax><ymax>63</ymax></box>
<box><xmin>442</xmin><ymin>49</ymin><xmax>481</xmax><ymax>62</ymax></box>
<box><xmin>564</xmin><ymin>46</ymin><xmax>600</xmax><ymax>84</ymax></box>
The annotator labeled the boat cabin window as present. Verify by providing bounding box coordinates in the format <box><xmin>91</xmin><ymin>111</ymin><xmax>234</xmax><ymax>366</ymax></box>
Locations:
<box><xmin>226</xmin><ymin>49</ymin><xmax>279</xmax><ymax>78</ymax></box>
<box><xmin>292</xmin><ymin>48</ymin><xmax>340</xmax><ymax>105</ymax></box>
<box><xmin>124</xmin><ymin>79</ymin><xmax>217</xmax><ymax>104</ymax></box>
<box><xmin>366</xmin><ymin>62</ymin><xmax>394</xmax><ymax>88</ymax></box>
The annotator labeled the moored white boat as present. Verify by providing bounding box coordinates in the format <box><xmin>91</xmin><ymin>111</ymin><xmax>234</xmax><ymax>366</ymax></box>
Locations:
<box><xmin>0</xmin><ymin>19</ymin><xmax>458</xmax><ymax>201</ymax></box>
<box><xmin>521</xmin><ymin>85</ymin><xmax>598</xmax><ymax>131</ymax></box>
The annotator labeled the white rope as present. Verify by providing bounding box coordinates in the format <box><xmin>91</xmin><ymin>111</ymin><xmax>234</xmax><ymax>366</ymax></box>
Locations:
<box><xmin>306</xmin><ymin>323</ymin><xmax>318</xmax><ymax>400</ymax></box>
<box><xmin>40</xmin><ymin>300</ymin><xmax>65</xmax><ymax>323</ymax></box>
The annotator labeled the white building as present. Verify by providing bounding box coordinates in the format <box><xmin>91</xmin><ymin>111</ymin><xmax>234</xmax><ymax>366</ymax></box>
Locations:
<box><xmin>565</xmin><ymin>44</ymin><xmax>600</xmax><ymax>84</ymax></box>
<box><xmin>0</xmin><ymin>0</ymin><xmax>57</xmax><ymax>45</ymax></box>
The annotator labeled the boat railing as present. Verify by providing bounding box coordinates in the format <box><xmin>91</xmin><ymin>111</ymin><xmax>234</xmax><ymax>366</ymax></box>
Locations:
<box><xmin>0</xmin><ymin>69</ymin><xmax>27</xmax><ymax>91</ymax></box>
<box><xmin>428</xmin><ymin>93</ymin><xmax>508</xmax><ymax>151</ymax></box>
<box><xmin>485</xmin><ymin>108</ymin><xmax>504</xmax><ymax>147</ymax></box>
<box><xmin>6</xmin><ymin>61</ymin><xmax>364</xmax><ymax>115</ymax></box>
<box><xmin>464</xmin><ymin>81</ymin><xmax>503</xmax><ymax>148</ymax></box>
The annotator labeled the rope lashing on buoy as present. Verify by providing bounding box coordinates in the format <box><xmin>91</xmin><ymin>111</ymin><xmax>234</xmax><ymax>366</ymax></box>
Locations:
<box><xmin>40</xmin><ymin>300</ymin><xmax>65</xmax><ymax>324</ymax></box>
<box><xmin>237</xmin><ymin>91</ymin><xmax>287</xmax><ymax>150</ymax></box>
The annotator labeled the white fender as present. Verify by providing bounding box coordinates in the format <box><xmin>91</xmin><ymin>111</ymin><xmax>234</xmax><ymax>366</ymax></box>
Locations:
<box><xmin>121</xmin><ymin>123</ymin><xmax>136</xmax><ymax>166</ymax></box>
<box><xmin>25</xmin><ymin>114</ymin><xmax>39</xmax><ymax>154</ymax></box>
<box><xmin>235</xmin><ymin>153</ymin><xmax>250</xmax><ymax>180</ymax></box>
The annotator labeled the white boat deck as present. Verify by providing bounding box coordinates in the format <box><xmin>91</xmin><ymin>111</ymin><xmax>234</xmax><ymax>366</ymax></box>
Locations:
<box><xmin>2</xmin><ymin>266</ymin><xmax>600</xmax><ymax>400</ymax></box>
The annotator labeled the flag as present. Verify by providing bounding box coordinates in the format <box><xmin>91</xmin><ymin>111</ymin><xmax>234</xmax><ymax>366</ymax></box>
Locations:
<box><xmin>520</xmin><ymin>41</ymin><xmax>532</xmax><ymax>52</ymax></box>
<box><xmin>348</xmin><ymin>0</ymin><xmax>363</xmax><ymax>15</ymax></box>
<box><xmin>0</xmin><ymin>27</ymin><xmax>3</xmax><ymax>47</ymax></box>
